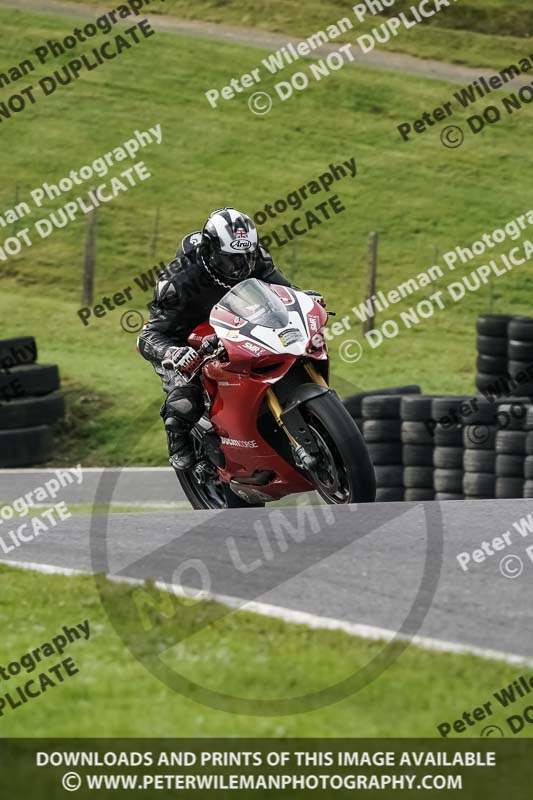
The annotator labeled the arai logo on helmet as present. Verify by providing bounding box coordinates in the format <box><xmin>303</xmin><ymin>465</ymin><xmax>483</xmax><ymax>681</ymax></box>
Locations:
<box><xmin>230</xmin><ymin>228</ymin><xmax>252</xmax><ymax>251</ymax></box>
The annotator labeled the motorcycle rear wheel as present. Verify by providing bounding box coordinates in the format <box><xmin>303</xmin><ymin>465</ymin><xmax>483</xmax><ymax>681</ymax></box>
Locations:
<box><xmin>301</xmin><ymin>392</ymin><xmax>376</xmax><ymax>504</ymax></box>
<box><xmin>175</xmin><ymin>428</ymin><xmax>265</xmax><ymax>510</ymax></box>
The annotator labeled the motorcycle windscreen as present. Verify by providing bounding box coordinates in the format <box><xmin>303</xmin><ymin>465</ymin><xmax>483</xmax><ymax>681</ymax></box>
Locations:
<box><xmin>214</xmin><ymin>278</ymin><xmax>290</xmax><ymax>329</ymax></box>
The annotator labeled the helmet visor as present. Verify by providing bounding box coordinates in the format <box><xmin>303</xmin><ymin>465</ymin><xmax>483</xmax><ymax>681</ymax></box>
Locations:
<box><xmin>214</xmin><ymin>250</ymin><xmax>258</xmax><ymax>281</ymax></box>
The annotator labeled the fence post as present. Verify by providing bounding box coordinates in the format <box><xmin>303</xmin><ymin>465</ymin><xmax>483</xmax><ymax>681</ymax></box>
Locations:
<box><xmin>363</xmin><ymin>231</ymin><xmax>378</xmax><ymax>335</ymax></box>
<box><xmin>81</xmin><ymin>208</ymin><xmax>96</xmax><ymax>307</ymax></box>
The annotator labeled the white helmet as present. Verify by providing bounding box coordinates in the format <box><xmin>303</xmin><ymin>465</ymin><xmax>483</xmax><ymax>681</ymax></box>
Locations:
<box><xmin>200</xmin><ymin>207</ymin><xmax>259</xmax><ymax>284</ymax></box>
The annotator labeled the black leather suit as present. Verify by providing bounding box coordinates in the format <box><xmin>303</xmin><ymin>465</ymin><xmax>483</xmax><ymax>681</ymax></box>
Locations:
<box><xmin>137</xmin><ymin>232</ymin><xmax>295</xmax><ymax>442</ymax></box>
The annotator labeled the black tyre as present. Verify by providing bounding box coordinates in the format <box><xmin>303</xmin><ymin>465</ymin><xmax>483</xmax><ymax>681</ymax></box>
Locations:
<box><xmin>508</xmin><ymin>339</ymin><xmax>533</xmax><ymax>361</ymax></box>
<box><xmin>362</xmin><ymin>395</ymin><xmax>402</xmax><ymax>419</ymax></box>
<box><xmin>524</xmin><ymin>480</ymin><xmax>533</xmax><ymax>498</ymax></box>
<box><xmin>343</xmin><ymin>385</ymin><xmax>420</xmax><ymax>419</ymax></box>
<box><xmin>0</xmin><ymin>425</ymin><xmax>54</xmax><ymax>467</ymax></box>
<box><xmin>434</xmin><ymin>425</ymin><xmax>463</xmax><ymax>447</ymax></box>
<box><xmin>433</xmin><ymin>447</ymin><xmax>463</xmax><ymax>469</ymax></box>
<box><xmin>435</xmin><ymin>492</ymin><xmax>464</xmax><ymax>501</ymax></box>
<box><xmin>0</xmin><ymin>336</ymin><xmax>37</xmax><ymax>369</ymax></box>
<box><xmin>404</xmin><ymin>488</ymin><xmax>435</xmax><ymax>501</ymax></box>
<box><xmin>463</xmin><ymin>473</ymin><xmax>495</xmax><ymax>497</ymax></box>
<box><xmin>526</xmin><ymin>407</ymin><xmax>533</xmax><ymax>431</ymax></box>
<box><xmin>0</xmin><ymin>364</ymin><xmax>60</xmax><ymax>398</ymax></box>
<box><xmin>401</xmin><ymin>421</ymin><xmax>434</xmax><ymax>445</ymax></box>
<box><xmin>432</xmin><ymin>396</ymin><xmax>469</xmax><ymax>418</ymax></box>
<box><xmin>495</xmin><ymin>430</ymin><xmax>527</xmax><ymax>454</ymax></box>
<box><xmin>495</xmin><ymin>402</ymin><xmax>529</xmax><ymax>431</ymax></box>
<box><xmin>303</xmin><ymin>391</ymin><xmax>376</xmax><ymax>503</ymax></box>
<box><xmin>477</xmin><ymin>334</ymin><xmax>508</xmax><ymax>356</ymax></box>
<box><xmin>524</xmin><ymin>456</ymin><xmax>533</xmax><ymax>479</ymax></box>
<box><xmin>376</xmin><ymin>486</ymin><xmax>404</xmax><ymax>502</ymax></box>
<box><xmin>400</xmin><ymin>395</ymin><xmax>434</xmax><ymax>422</ymax></box>
<box><xmin>477</xmin><ymin>315</ymin><xmax>514</xmax><ymax>337</ymax></box>
<box><xmin>496</xmin><ymin>477</ymin><xmax>524</xmax><ymax>499</ymax></box>
<box><xmin>0</xmin><ymin>391</ymin><xmax>65</xmax><ymax>430</ymax></box>
<box><xmin>362</xmin><ymin>419</ymin><xmax>402</xmax><ymax>442</ymax></box>
<box><xmin>527</xmin><ymin>432</ymin><xmax>533</xmax><ymax>454</ymax></box>
<box><xmin>367</xmin><ymin>442</ymin><xmax>403</xmax><ymax>465</ymax></box>
<box><xmin>463</xmin><ymin>424</ymin><xmax>496</xmax><ymax>450</ymax></box>
<box><xmin>508</xmin><ymin>359</ymin><xmax>533</xmax><ymax>378</ymax></box>
<box><xmin>476</xmin><ymin>354</ymin><xmax>507</xmax><ymax>374</ymax></box>
<box><xmin>402</xmin><ymin>444</ymin><xmax>433</xmax><ymax>466</ymax></box>
<box><xmin>509</xmin><ymin>317</ymin><xmax>533</xmax><ymax>342</ymax></box>
<box><xmin>460</xmin><ymin>398</ymin><xmax>496</xmax><ymax>425</ymax></box>
<box><xmin>176</xmin><ymin>429</ymin><xmax>265</xmax><ymax>510</ymax></box>
<box><xmin>476</xmin><ymin>373</ymin><xmax>512</xmax><ymax>393</ymax></box>
<box><xmin>403</xmin><ymin>466</ymin><xmax>434</xmax><ymax>489</ymax></box>
<box><xmin>434</xmin><ymin>468</ymin><xmax>463</xmax><ymax>493</ymax></box>
<box><xmin>495</xmin><ymin>454</ymin><xmax>525</xmax><ymax>477</ymax></box>
<box><xmin>374</xmin><ymin>465</ymin><xmax>403</xmax><ymax>487</ymax></box>
<box><xmin>464</xmin><ymin>450</ymin><xmax>495</xmax><ymax>473</ymax></box>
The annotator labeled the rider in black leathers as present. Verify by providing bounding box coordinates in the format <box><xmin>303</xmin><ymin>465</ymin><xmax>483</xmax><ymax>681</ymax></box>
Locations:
<box><xmin>138</xmin><ymin>207</ymin><xmax>320</xmax><ymax>470</ymax></box>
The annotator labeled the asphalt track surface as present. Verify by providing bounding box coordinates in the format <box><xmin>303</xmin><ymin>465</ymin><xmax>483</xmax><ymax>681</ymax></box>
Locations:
<box><xmin>1</xmin><ymin>468</ymin><xmax>532</xmax><ymax>664</ymax></box>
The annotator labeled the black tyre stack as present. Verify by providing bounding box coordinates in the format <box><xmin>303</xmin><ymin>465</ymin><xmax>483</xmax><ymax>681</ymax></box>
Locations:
<box><xmin>0</xmin><ymin>336</ymin><xmax>65</xmax><ymax>467</ymax></box>
<box><xmin>508</xmin><ymin>317</ymin><xmax>533</xmax><ymax>398</ymax></box>
<box><xmin>401</xmin><ymin>396</ymin><xmax>435</xmax><ymax>501</ymax></box>
<box><xmin>462</xmin><ymin>398</ymin><xmax>497</xmax><ymax>500</ymax></box>
<box><xmin>362</xmin><ymin>395</ymin><xmax>404</xmax><ymax>502</ymax></box>
<box><xmin>494</xmin><ymin>400</ymin><xmax>529</xmax><ymax>499</ymax></box>
<box><xmin>343</xmin><ymin>385</ymin><xmax>421</xmax><ymax>431</ymax></box>
<box><xmin>476</xmin><ymin>315</ymin><xmax>514</xmax><ymax>394</ymax></box>
<box><xmin>524</xmin><ymin>407</ymin><xmax>533</xmax><ymax>498</ymax></box>
<box><xmin>431</xmin><ymin>396</ymin><xmax>467</xmax><ymax>500</ymax></box>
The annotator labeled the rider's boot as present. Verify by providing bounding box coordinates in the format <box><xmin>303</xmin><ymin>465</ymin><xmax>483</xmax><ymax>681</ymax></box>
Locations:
<box><xmin>166</xmin><ymin>418</ymin><xmax>195</xmax><ymax>471</ymax></box>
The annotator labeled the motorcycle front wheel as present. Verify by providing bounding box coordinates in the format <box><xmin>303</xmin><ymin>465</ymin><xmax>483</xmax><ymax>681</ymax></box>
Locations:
<box><xmin>301</xmin><ymin>391</ymin><xmax>376</xmax><ymax>504</ymax></box>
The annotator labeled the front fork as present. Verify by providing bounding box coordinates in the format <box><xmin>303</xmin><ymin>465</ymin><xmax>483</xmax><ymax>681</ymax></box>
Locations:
<box><xmin>265</xmin><ymin>362</ymin><xmax>328</xmax><ymax>470</ymax></box>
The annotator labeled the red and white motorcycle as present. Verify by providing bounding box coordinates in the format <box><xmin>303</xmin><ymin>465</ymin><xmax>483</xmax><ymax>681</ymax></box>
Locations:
<box><xmin>176</xmin><ymin>278</ymin><xmax>376</xmax><ymax>509</ymax></box>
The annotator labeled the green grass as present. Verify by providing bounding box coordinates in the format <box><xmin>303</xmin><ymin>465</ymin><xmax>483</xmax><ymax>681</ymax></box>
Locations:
<box><xmin>63</xmin><ymin>0</ymin><xmax>533</xmax><ymax>69</ymax></box>
<box><xmin>1</xmin><ymin>6</ymin><xmax>533</xmax><ymax>465</ymax></box>
<box><xmin>0</xmin><ymin>563</ymin><xmax>528</xmax><ymax>737</ymax></box>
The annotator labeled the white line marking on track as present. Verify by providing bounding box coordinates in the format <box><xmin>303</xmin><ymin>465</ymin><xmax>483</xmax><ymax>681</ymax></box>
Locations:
<box><xmin>2</xmin><ymin>558</ymin><xmax>532</xmax><ymax>669</ymax></box>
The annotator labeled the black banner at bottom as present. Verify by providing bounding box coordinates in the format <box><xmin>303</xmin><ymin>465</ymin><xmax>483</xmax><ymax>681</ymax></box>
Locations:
<box><xmin>1</xmin><ymin>739</ymin><xmax>532</xmax><ymax>798</ymax></box>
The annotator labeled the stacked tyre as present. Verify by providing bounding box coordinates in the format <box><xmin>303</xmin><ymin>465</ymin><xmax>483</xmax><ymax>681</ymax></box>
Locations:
<box><xmin>462</xmin><ymin>398</ymin><xmax>497</xmax><ymax>500</ymax></box>
<box><xmin>508</xmin><ymin>317</ymin><xmax>533</xmax><ymax>397</ymax></box>
<box><xmin>476</xmin><ymin>315</ymin><xmax>513</xmax><ymax>394</ymax></box>
<box><xmin>401</xmin><ymin>396</ymin><xmax>435</xmax><ymax>501</ymax></box>
<box><xmin>0</xmin><ymin>336</ymin><xmax>65</xmax><ymax>467</ymax></box>
<box><xmin>524</xmin><ymin>407</ymin><xmax>533</xmax><ymax>498</ymax></box>
<box><xmin>431</xmin><ymin>396</ymin><xmax>467</xmax><ymax>500</ymax></box>
<box><xmin>343</xmin><ymin>385</ymin><xmax>421</xmax><ymax>431</ymax></box>
<box><xmin>362</xmin><ymin>395</ymin><xmax>404</xmax><ymax>502</ymax></box>
<box><xmin>495</xmin><ymin>400</ymin><xmax>529</xmax><ymax>499</ymax></box>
